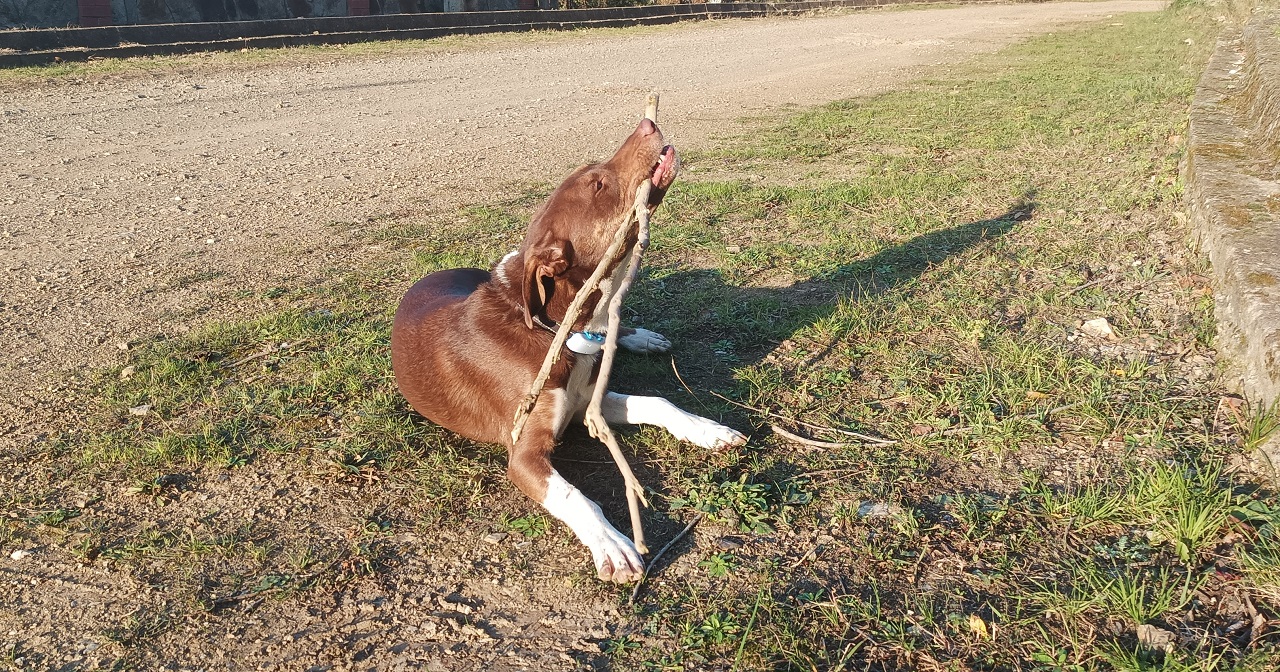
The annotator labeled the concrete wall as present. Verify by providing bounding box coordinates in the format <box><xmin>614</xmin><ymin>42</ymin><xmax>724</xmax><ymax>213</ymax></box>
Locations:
<box><xmin>1185</xmin><ymin>11</ymin><xmax>1280</xmax><ymax>411</ymax></box>
<box><xmin>0</xmin><ymin>0</ymin><xmax>455</xmax><ymax>29</ymax></box>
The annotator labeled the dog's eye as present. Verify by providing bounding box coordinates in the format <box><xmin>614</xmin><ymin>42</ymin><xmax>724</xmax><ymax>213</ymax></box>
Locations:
<box><xmin>594</xmin><ymin>179</ymin><xmax>606</xmax><ymax>192</ymax></box>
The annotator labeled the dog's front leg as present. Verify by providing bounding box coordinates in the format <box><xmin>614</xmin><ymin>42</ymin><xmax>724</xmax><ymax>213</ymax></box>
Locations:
<box><xmin>601</xmin><ymin>392</ymin><xmax>747</xmax><ymax>449</ymax></box>
<box><xmin>507</xmin><ymin>403</ymin><xmax>645</xmax><ymax>583</ymax></box>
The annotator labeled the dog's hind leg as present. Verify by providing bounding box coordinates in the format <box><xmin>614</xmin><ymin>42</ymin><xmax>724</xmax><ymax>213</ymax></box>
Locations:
<box><xmin>507</xmin><ymin>396</ymin><xmax>645</xmax><ymax>583</ymax></box>
<box><xmin>601</xmin><ymin>392</ymin><xmax>746</xmax><ymax>450</ymax></box>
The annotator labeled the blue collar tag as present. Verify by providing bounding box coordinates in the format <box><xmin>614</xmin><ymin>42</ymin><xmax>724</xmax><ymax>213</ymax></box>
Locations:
<box><xmin>566</xmin><ymin>331</ymin><xmax>606</xmax><ymax>355</ymax></box>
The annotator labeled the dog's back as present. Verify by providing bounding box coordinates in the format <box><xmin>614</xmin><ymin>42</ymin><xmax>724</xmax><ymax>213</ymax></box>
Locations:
<box><xmin>391</xmin><ymin>267</ymin><xmax>554</xmax><ymax>446</ymax></box>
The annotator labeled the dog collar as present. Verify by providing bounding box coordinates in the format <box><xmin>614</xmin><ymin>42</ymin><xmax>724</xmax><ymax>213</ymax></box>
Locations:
<box><xmin>566</xmin><ymin>331</ymin><xmax>606</xmax><ymax>355</ymax></box>
<box><xmin>531</xmin><ymin>314</ymin><xmax>605</xmax><ymax>356</ymax></box>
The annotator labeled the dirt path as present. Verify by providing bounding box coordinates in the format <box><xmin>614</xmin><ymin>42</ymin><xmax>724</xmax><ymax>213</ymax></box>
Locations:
<box><xmin>0</xmin><ymin>1</ymin><xmax>1164</xmax><ymax>451</ymax></box>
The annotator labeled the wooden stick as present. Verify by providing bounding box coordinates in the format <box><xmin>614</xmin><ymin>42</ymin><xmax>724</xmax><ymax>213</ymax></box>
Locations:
<box><xmin>510</xmin><ymin>93</ymin><xmax>662</xmax><ymax>555</ymax></box>
<box><xmin>629</xmin><ymin>512</ymin><xmax>701</xmax><ymax>604</ymax></box>
<box><xmin>645</xmin><ymin>92</ymin><xmax>659</xmax><ymax>124</ymax></box>
<box><xmin>766</xmin><ymin>399</ymin><xmax>1097</xmax><ymax>449</ymax></box>
<box><xmin>584</xmin><ymin>92</ymin><xmax>660</xmax><ymax>554</ymax></box>
<box><xmin>770</xmin><ymin>423</ymin><xmax>872</xmax><ymax>449</ymax></box>
<box><xmin>708</xmin><ymin>390</ymin><xmax>897</xmax><ymax>446</ymax></box>
<box><xmin>584</xmin><ymin>184</ymin><xmax>652</xmax><ymax>554</ymax></box>
<box><xmin>508</xmin><ymin>212</ymin><xmax>632</xmax><ymax>446</ymax></box>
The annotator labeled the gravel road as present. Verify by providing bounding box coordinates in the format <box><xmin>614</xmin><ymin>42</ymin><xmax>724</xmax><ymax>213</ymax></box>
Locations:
<box><xmin>0</xmin><ymin>1</ymin><xmax>1163</xmax><ymax>445</ymax></box>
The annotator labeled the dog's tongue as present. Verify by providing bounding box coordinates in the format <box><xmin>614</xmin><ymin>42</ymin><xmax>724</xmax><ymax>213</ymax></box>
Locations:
<box><xmin>652</xmin><ymin>145</ymin><xmax>676</xmax><ymax>187</ymax></box>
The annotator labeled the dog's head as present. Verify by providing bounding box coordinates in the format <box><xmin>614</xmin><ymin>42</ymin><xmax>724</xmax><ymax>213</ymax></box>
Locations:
<box><xmin>518</xmin><ymin>119</ymin><xmax>679</xmax><ymax>330</ymax></box>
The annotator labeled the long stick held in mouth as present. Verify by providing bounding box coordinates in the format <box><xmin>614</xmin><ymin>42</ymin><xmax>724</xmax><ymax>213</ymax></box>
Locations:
<box><xmin>583</xmin><ymin>95</ymin><xmax>659</xmax><ymax>554</ymax></box>
<box><xmin>511</xmin><ymin>94</ymin><xmax>662</xmax><ymax>554</ymax></box>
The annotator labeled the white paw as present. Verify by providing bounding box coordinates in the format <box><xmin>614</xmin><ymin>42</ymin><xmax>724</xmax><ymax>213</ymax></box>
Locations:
<box><xmin>588</xmin><ymin>527</ymin><xmax>645</xmax><ymax>583</ymax></box>
<box><xmin>619</xmin><ymin>328</ymin><xmax>671</xmax><ymax>354</ymax></box>
<box><xmin>674</xmin><ymin>416</ymin><xmax>748</xmax><ymax>450</ymax></box>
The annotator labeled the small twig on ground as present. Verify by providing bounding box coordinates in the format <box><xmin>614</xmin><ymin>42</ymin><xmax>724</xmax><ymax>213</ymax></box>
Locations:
<box><xmin>226</xmin><ymin>338</ymin><xmax>312</xmax><ymax>369</ymax></box>
<box><xmin>752</xmin><ymin>395</ymin><xmax>1098</xmax><ymax>449</ymax></box>
<box><xmin>669</xmin><ymin>357</ymin><xmax>715</xmax><ymax>412</ymax></box>
<box><xmin>1062</xmin><ymin>273</ymin><xmax>1115</xmax><ymax>296</ymax></box>
<box><xmin>710</xmin><ymin>390</ymin><xmax>896</xmax><ymax>446</ymax></box>
<box><xmin>788</xmin><ymin>541</ymin><xmax>820</xmax><ymax>569</ymax></box>
<box><xmin>936</xmin><ymin>400</ymin><xmax>1095</xmax><ymax>437</ymax></box>
<box><xmin>630</xmin><ymin>513</ymin><xmax>702</xmax><ymax>604</ymax></box>
<box><xmin>209</xmin><ymin>557</ymin><xmax>339</xmax><ymax>607</ymax></box>
<box><xmin>771</xmin><ymin>423</ymin><xmax>882</xmax><ymax>449</ymax></box>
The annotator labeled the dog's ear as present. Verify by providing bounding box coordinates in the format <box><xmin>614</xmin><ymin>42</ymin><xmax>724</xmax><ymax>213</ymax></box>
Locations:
<box><xmin>521</xmin><ymin>244</ymin><xmax>572</xmax><ymax>329</ymax></box>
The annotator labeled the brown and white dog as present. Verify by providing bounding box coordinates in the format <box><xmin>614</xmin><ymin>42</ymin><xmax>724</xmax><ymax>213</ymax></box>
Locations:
<box><xmin>391</xmin><ymin>119</ymin><xmax>746</xmax><ymax>583</ymax></box>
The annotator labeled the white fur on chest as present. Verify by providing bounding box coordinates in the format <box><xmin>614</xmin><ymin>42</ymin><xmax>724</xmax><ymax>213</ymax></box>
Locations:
<box><xmin>545</xmin><ymin>250</ymin><xmax>628</xmax><ymax>438</ymax></box>
<box><xmin>547</xmin><ymin>353</ymin><xmax>599</xmax><ymax>438</ymax></box>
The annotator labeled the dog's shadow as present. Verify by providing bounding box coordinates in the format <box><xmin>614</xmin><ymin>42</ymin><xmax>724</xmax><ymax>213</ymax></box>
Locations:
<box><xmin>552</xmin><ymin>192</ymin><xmax>1034</xmax><ymax>567</ymax></box>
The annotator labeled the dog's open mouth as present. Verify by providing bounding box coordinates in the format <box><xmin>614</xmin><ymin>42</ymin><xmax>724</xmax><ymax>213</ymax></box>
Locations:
<box><xmin>650</xmin><ymin>145</ymin><xmax>677</xmax><ymax>188</ymax></box>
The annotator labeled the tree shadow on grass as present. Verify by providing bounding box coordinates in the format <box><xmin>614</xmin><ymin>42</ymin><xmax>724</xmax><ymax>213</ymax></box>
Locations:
<box><xmin>647</xmin><ymin>191</ymin><xmax>1034</xmax><ymax>388</ymax></box>
<box><xmin>554</xmin><ymin>191</ymin><xmax>1036</xmax><ymax>561</ymax></box>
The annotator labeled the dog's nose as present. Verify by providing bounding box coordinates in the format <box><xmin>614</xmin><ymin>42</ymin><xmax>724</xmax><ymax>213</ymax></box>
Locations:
<box><xmin>638</xmin><ymin>118</ymin><xmax>657</xmax><ymax>136</ymax></box>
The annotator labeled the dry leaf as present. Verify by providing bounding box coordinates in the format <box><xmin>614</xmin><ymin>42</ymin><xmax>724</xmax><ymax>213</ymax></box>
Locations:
<box><xmin>1137</xmin><ymin>623</ymin><xmax>1175</xmax><ymax>651</ymax></box>
<box><xmin>968</xmin><ymin>613</ymin><xmax>989</xmax><ymax>639</ymax></box>
<box><xmin>910</xmin><ymin>423</ymin><xmax>934</xmax><ymax>436</ymax></box>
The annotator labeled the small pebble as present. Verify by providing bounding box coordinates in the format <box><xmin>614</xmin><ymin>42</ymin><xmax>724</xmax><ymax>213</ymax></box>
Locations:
<box><xmin>9</xmin><ymin>549</ymin><xmax>30</xmax><ymax>560</ymax></box>
<box><xmin>1080</xmin><ymin>317</ymin><xmax>1118</xmax><ymax>341</ymax></box>
<box><xmin>857</xmin><ymin>501</ymin><xmax>905</xmax><ymax>519</ymax></box>
<box><xmin>482</xmin><ymin>532</ymin><xmax>508</xmax><ymax>545</ymax></box>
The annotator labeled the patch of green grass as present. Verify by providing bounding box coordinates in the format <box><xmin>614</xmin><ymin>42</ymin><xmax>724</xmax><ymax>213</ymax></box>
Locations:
<box><xmin>1128</xmin><ymin>461</ymin><xmax>1236</xmax><ymax>563</ymax></box>
<box><xmin>1037</xmin><ymin>480</ymin><xmax>1129</xmax><ymax>532</ymax></box>
<box><xmin>1239</xmin><ymin>400</ymin><xmax>1280</xmax><ymax>453</ymax></box>
<box><xmin>102</xmin><ymin>609</ymin><xmax>172</xmax><ymax>649</ymax></box>
<box><xmin>668</xmin><ymin>472</ymin><xmax>811</xmax><ymax>534</ymax></box>
<box><xmin>30</xmin><ymin>507</ymin><xmax>81</xmax><ymax>528</ymax></box>
<box><xmin>1077</xmin><ymin>561</ymin><xmax>1203</xmax><ymax>626</ymax></box>
<box><xmin>504</xmin><ymin>513</ymin><xmax>549</xmax><ymax>538</ymax></box>
<box><xmin>1098</xmin><ymin>640</ymin><xmax>1232</xmax><ymax>672</ymax></box>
